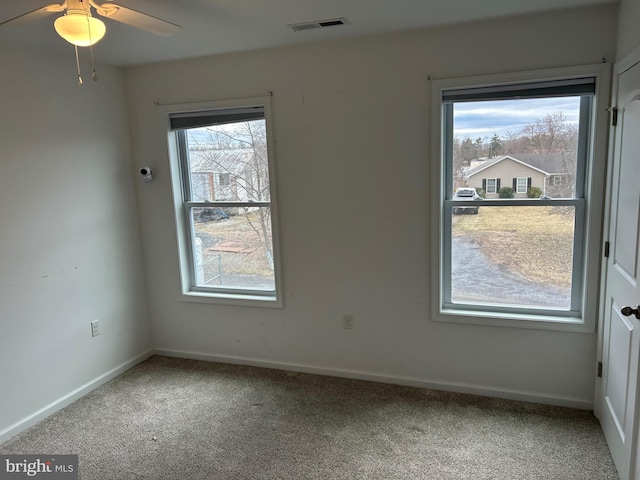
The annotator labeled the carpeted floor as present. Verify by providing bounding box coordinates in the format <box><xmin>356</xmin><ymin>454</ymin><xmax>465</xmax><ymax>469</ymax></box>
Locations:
<box><xmin>1</xmin><ymin>356</ymin><xmax>618</xmax><ymax>479</ymax></box>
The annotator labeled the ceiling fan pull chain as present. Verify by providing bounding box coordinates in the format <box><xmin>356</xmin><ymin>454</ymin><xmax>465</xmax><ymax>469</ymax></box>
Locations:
<box><xmin>74</xmin><ymin>45</ymin><xmax>83</xmax><ymax>85</ymax></box>
<box><xmin>89</xmin><ymin>45</ymin><xmax>98</xmax><ymax>82</ymax></box>
<box><xmin>83</xmin><ymin>4</ymin><xmax>98</xmax><ymax>82</ymax></box>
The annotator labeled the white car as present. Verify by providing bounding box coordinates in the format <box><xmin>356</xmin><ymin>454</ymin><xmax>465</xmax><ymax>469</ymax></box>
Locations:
<box><xmin>452</xmin><ymin>188</ymin><xmax>481</xmax><ymax>214</ymax></box>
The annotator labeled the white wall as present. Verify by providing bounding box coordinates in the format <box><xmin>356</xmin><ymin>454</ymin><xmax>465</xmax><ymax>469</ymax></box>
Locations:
<box><xmin>617</xmin><ymin>0</ymin><xmax>640</xmax><ymax>60</ymax></box>
<box><xmin>0</xmin><ymin>45</ymin><xmax>151</xmax><ymax>439</ymax></box>
<box><xmin>126</xmin><ymin>5</ymin><xmax>618</xmax><ymax>407</ymax></box>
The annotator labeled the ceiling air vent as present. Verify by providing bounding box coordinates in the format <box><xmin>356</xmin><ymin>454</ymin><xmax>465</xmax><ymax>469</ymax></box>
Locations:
<box><xmin>288</xmin><ymin>17</ymin><xmax>350</xmax><ymax>32</ymax></box>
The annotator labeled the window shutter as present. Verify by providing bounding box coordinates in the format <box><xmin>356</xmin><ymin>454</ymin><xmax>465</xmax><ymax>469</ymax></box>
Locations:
<box><xmin>482</xmin><ymin>179</ymin><xmax>486</xmax><ymax>191</ymax></box>
<box><xmin>512</xmin><ymin>178</ymin><xmax>517</xmax><ymax>190</ymax></box>
<box><xmin>527</xmin><ymin>177</ymin><xmax>532</xmax><ymax>189</ymax></box>
<box><xmin>497</xmin><ymin>178</ymin><xmax>501</xmax><ymax>191</ymax></box>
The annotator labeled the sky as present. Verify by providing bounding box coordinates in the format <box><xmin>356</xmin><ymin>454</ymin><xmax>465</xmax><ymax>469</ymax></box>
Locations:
<box><xmin>453</xmin><ymin>96</ymin><xmax>582</xmax><ymax>140</ymax></box>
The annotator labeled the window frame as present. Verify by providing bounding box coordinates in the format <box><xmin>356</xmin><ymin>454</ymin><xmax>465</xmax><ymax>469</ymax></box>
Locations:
<box><xmin>516</xmin><ymin>177</ymin><xmax>528</xmax><ymax>194</ymax></box>
<box><xmin>159</xmin><ymin>96</ymin><xmax>283</xmax><ymax>308</ymax></box>
<box><xmin>485</xmin><ymin>178</ymin><xmax>497</xmax><ymax>194</ymax></box>
<box><xmin>430</xmin><ymin>64</ymin><xmax>610</xmax><ymax>332</ymax></box>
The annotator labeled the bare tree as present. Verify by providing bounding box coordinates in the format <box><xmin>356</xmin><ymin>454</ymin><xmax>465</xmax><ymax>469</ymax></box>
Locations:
<box><xmin>452</xmin><ymin>136</ymin><xmax>485</xmax><ymax>187</ymax></box>
<box><xmin>189</xmin><ymin>120</ymin><xmax>274</xmax><ymax>270</ymax></box>
<box><xmin>517</xmin><ymin>112</ymin><xmax>578</xmax><ymax>154</ymax></box>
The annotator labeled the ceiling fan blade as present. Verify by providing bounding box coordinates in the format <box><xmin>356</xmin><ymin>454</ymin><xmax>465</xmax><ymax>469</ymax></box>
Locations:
<box><xmin>93</xmin><ymin>2</ymin><xmax>181</xmax><ymax>37</ymax></box>
<box><xmin>0</xmin><ymin>3</ymin><xmax>65</xmax><ymax>28</ymax></box>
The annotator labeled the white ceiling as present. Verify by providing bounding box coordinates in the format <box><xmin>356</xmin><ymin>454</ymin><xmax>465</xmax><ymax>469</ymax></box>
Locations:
<box><xmin>0</xmin><ymin>0</ymin><xmax>618</xmax><ymax>67</ymax></box>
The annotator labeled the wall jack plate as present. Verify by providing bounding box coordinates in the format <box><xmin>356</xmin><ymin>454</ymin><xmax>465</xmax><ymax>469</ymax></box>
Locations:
<box><xmin>91</xmin><ymin>319</ymin><xmax>100</xmax><ymax>337</ymax></box>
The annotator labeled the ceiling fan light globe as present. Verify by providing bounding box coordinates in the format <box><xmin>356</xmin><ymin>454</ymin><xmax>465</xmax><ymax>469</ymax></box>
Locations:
<box><xmin>54</xmin><ymin>13</ymin><xmax>106</xmax><ymax>47</ymax></box>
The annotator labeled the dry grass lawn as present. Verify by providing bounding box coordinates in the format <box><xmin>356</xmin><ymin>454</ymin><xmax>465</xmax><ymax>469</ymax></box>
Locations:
<box><xmin>452</xmin><ymin>206</ymin><xmax>575</xmax><ymax>287</ymax></box>
<box><xmin>195</xmin><ymin>209</ymin><xmax>273</xmax><ymax>278</ymax></box>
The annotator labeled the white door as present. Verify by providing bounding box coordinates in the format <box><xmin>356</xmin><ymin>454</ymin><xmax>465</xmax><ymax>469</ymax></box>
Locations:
<box><xmin>597</xmin><ymin>57</ymin><xmax>640</xmax><ymax>480</ymax></box>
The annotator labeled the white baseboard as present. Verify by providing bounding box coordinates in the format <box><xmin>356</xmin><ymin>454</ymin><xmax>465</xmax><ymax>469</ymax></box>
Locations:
<box><xmin>153</xmin><ymin>348</ymin><xmax>594</xmax><ymax>410</ymax></box>
<box><xmin>0</xmin><ymin>350</ymin><xmax>153</xmax><ymax>445</ymax></box>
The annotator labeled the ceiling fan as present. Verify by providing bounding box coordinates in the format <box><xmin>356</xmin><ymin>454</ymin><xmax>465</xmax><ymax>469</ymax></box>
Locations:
<box><xmin>0</xmin><ymin>0</ymin><xmax>181</xmax><ymax>44</ymax></box>
<box><xmin>0</xmin><ymin>0</ymin><xmax>180</xmax><ymax>82</ymax></box>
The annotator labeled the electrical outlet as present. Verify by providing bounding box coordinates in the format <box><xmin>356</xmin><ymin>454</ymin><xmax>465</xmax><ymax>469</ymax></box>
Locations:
<box><xmin>343</xmin><ymin>314</ymin><xmax>354</xmax><ymax>330</ymax></box>
<box><xmin>91</xmin><ymin>319</ymin><xmax>100</xmax><ymax>337</ymax></box>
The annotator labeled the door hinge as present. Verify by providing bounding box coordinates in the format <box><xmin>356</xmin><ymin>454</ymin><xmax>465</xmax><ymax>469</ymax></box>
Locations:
<box><xmin>608</xmin><ymin>107</ymin><xmax>618</xmax><ymax>126</ymax></box>
<box><xmin>604</xmin><ymin>241</ymin><xmax>610</xmax><ymax>258</ymax></box>
<box><xmin>597</xmin><ymin>361</ymin><xmax>603</xmax><ymax>378</ymax></box>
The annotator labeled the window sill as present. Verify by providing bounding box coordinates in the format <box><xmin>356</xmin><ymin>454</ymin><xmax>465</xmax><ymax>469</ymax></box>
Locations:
<box><xmin>179</xmin><ymin>290</ymin><xmax>283</xmax><ymax>309</ymax></box>
<box><xmin>434</xmin><ymin>307</ymin><xmax>593</xmax><ymax>333</ymax></box>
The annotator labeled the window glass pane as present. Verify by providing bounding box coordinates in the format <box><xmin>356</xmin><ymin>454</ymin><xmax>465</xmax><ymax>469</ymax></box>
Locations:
<box><xmin>186</xmin><ymin>119</ymin><xmax>270</xmax><ymax>202</ymax></box>
<box><xmin>452</xmin><ymin>97</ymin><xmax>581</xmax><ymax>199</ymax></box>
<box><xmin>191</xmin><ymin>206</ymin><xmax>275</xmax><ymax>291</ymax></box>
<box><xmin>450</xmin><ymin>205</ymin><xmax>574</xmax><ymax>309</ymax></box>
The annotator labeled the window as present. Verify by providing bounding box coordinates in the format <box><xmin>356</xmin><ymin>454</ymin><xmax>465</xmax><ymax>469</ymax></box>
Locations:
<box><xmin>515</xmin><ymin>177</ymin><xmax>529</xmax><ymax>194</ymax></box>
<box><xmin>484</xmin><ymin>178</ymin><xmax>497</xmax><ymax>194</ymax></box>
<box><xmin>162</xmin><ymin>97</ymin><xmax>282</xmax><ymax>306</ymax></box>
<box><xmin>431</xmin><ymin>65</ymin><xmax>610</xmax><ymax>330</ymax></box>
<box><xmin>217</xmin><ymin>173</ymin><xmax>231</xmax><ymax>187</ymax></box>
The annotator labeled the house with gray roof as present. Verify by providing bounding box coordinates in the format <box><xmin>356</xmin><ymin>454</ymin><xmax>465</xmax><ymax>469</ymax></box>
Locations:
<box><xmin>463</xmin><ymin>151</ymin><xmax>577</xmax><ymax>198</ymax></box>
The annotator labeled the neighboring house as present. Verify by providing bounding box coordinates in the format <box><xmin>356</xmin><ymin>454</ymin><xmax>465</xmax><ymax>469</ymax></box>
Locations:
<box><xmin>188</xmin><ymin>148</ymin><xmax>260</xmax><ymax>203</ymax></box>
<box><xmin>463</xmin><ymin>151</ymin><xmax>576</xmax><ymax>198</ymax></box>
